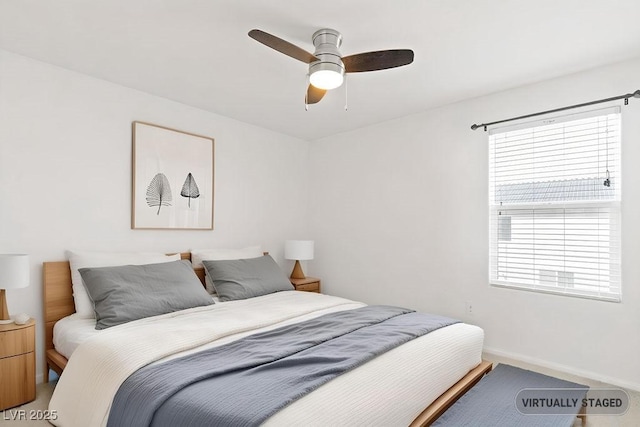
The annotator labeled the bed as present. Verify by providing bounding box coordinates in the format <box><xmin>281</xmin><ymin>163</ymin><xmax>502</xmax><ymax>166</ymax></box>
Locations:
<box><xmin>43</xmin><ymin>252</ymin><xmax>491</xmax><ymax>426</ymax></box>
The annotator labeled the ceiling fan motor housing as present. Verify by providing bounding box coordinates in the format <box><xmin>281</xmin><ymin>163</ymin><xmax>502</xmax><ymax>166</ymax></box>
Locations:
<box><xmin>309</xmin><ymin>28</ymin><xmax>345</xmax><ymax>89</ymax></box>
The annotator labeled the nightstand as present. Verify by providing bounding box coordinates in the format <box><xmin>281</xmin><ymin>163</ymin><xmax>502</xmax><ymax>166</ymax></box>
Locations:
<box><xmin>0</xmin><ymin>319</ymin><xmax>36</xmax><ymax>410</ymax></box>
<box><xmin>290</xmin><ymin>277</ymin><xmax>321</xmax><ymax>293</ymax></box>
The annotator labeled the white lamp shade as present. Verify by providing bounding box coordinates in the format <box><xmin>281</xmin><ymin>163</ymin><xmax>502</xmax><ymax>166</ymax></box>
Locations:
<box><xmin>284</xmin><ymin>240</ymin><xmax>314</xmax><ymax>261</ymax></box>
<box><xmin>0</xmin><ymin>254</ymin><xmax>29</xmax><ymax>289</ymax></box>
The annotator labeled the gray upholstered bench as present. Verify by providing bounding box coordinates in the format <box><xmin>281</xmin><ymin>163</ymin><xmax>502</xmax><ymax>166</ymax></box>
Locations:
<box><xmin>432</xmin><ymin>364</ymin><xmax>588</xmax><ymax>426</ymax></box>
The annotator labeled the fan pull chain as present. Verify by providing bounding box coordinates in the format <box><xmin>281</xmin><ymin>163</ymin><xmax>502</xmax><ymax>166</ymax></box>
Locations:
<box><xmin>344</xmin><ymin>75</ymin><xmax>348</xmax><ymax>111</ymax></box>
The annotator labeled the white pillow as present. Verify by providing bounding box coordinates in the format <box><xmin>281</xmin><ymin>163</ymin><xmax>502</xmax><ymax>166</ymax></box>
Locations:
<box><xmin>67</xmin><ymin>251</ymin><xmax>181</xmax><ymax>318</ymax></box>
<box><xmin>191</xmin><ymin>246</ymin><xmax>263</xmax><ymax>294</ymax></box>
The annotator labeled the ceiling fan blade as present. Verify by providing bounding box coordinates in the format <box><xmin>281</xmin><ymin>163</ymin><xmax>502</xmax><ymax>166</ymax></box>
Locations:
<box><xmin>248</xmin><ymin>29</ymin><xmax>318</xmax><ymax>64</ymax></box>
<box><xmin>306</xmin><ymin>85</ymin><xmax>326</xmax><ymax>104</ymax></box>
<box><xmin>343</xmin><ymin>49</ymin><xmax>414</xmax><ymax>73</ymax></box>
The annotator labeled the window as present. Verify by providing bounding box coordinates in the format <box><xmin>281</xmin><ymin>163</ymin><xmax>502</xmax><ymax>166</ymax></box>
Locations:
<box><xmin>488</xmin><ymin>107</ymin><xmax>621</xmax><ymax>301</ymax></box>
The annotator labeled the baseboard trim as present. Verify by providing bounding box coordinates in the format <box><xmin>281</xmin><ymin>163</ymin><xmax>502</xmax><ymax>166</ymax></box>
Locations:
<box><xmin>483</xmin><ymin>347</ymin><xmax>640</xmax><ymax>392</ymax></box>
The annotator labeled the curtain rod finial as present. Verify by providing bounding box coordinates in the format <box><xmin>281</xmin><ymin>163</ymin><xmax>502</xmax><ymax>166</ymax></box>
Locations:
<box><xmin>471</xmin><ymin>124</ymin><xmax>479</xmax><ymax>130</ymax></box>
<box><xmin>634</xmin><ymin>89</ymin><xmax>640</xmax><ymax>98</ymax></box>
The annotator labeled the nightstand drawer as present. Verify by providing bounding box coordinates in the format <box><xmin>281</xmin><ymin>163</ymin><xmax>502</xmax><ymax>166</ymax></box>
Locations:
<box><xmin>0</xmin><ymin>324</ymin><xmax>35</xmax><ymax>358</ymax></box>
<box><xmin>295</xmin><ymin>282</ymin><xmax>320</xmax><ymax>293</ymax></box>
<box><xmin>0</xmin><ymin>351</ymin><xmax>36</xmax><ymax>410</ymax></box>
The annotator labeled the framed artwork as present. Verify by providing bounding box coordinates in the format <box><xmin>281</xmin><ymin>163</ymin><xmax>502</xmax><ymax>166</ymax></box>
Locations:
<box><xmin>132</xmin><ymin>121</ymin><xmax>214</xmax><ymax>230</ymax></box>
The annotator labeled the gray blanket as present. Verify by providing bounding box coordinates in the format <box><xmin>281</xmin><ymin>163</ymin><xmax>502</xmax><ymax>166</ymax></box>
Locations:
<box><xmin>107</xmin><ymin>305</ymin><xmax>459</xmax><ymax>427</ymax></box>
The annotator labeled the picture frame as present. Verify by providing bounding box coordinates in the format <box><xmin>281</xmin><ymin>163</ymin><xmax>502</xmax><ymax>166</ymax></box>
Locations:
<box><xmin>132</xmin><ymin>121</ymin><xmax>214</xmax><ymax>230</ymax></box>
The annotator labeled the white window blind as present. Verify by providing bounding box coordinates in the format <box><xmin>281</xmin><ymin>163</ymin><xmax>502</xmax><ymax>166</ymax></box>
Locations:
<box><xmin>489</xmin><ymin>107</ymin><xmax>621</xmax><ymax>301</ymax></box>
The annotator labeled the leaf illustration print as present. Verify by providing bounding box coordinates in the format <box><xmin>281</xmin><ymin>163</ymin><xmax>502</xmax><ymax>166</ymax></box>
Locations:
<box><xmin>180</xmin><ymin>173</ymin><xmax>200</xmax><ymax>208</ymax></box>
<box><xmin>146</xmin><ymin>173</ymin><xmax>173</xmax><ymax>215</ymax></box>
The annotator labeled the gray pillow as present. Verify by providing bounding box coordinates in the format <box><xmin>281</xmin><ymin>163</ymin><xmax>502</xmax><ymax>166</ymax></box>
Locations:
<box><xmin>79</xmin><ymin>260</ymin><xmax>213</xmax><ymax>330</ymax></box>
<box><xmin>202</xmin><ymin>255</ymin><xmax>294</xmax><ymax>302</ymax></box>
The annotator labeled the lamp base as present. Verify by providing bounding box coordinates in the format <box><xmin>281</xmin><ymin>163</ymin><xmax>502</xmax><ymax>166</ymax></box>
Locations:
<box><xmin>0</xmin><ymin>319</ymin><xmax>14</xmax><ymax>325</ymax></box>
<box><xmin>290</xmin><ymin>260</ymin><xmax>306</xmax><ymax>280</ymax></box>
<box><xmin>0</xmin><ymin>289</ymin><xmax>10</xmax><ymax>322</ymax></box>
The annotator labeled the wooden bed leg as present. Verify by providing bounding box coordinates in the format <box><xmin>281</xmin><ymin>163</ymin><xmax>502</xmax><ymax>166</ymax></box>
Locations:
<box><xmin>44</xmin><ymin>362</ymin><xmax>49</xmax><ymax>383</ymax></box>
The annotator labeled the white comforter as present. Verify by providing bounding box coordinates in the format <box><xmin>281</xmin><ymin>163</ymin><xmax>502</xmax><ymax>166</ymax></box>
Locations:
<box><xmin>49</xmin><ymin>292</ymin><xmax>483</xmax><ymax>427</ymax></box>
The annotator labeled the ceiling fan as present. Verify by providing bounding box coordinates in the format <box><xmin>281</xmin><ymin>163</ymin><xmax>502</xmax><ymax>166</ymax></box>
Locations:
<box><xmin>248</xmin><ymin>28</ymin><xmax>414</xmax><ymax>105</ymax></box>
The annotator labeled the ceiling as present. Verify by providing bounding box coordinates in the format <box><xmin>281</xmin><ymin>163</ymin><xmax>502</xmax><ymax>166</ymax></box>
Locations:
<box><xmin>1</xmin><ymin>0</ymin><xmax>639</xmax><ymax>141</ymax></box>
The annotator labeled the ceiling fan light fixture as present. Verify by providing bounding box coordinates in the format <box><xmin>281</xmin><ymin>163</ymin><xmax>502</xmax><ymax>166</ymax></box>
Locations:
<box><xmin>309</xmin><ymin>65</ymin><xmax>344</xmax><ymax>90</ymax></box>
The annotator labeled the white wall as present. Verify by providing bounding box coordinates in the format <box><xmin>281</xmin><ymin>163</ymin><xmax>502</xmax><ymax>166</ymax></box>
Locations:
<box><xmin>0</xmin><ymin>50</ymin><xmax>310</xmax><ymax>381</ymax></box>
<box><xmin>308</xmin><ymin>58</ymin><xmax>640</xmax><ymax>390</ymax></box>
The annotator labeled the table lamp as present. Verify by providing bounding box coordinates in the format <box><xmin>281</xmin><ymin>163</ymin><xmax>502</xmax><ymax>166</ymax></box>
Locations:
<box><xmin>0</xmin><ymin>254</ymin><xmax>29</xmax><ymax>324</ymax></box>
<box><xmin>284</xmin><ymin>240</ymin><xmax>314</xmax><ymax>279</ymax></box>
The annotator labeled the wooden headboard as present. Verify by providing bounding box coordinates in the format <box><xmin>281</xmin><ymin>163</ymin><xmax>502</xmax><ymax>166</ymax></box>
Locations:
<box><xmin>42</xmin><ymin>252</ymin><xmax>205</xmax><ymax>354</ymax></box>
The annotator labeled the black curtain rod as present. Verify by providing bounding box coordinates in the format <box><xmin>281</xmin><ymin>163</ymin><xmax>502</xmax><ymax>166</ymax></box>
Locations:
<box><xmin>471</xmin><ymin>89</ymin><xmax>640</xmax><ymax>131</ymax></box>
